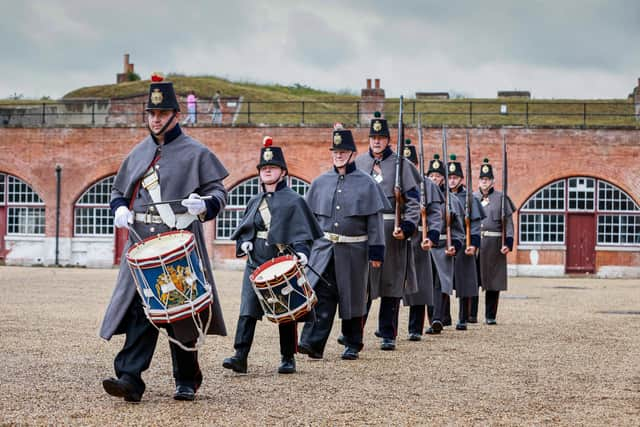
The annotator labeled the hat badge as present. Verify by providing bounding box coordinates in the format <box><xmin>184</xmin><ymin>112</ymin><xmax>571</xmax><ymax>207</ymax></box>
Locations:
<box><xmin>482</xmin><ymin>165</ymin><xmax>489</xmax><ymax>173</ymax></box>
<box><xmin>150</xmin><ymin>88</ymin><xmax>163</xmax><ymax>105</ymax></box>
<box><xmin>433</xmin><ymin>160</ymin><xmax>440</xmax><ymax>169</ymax></box>
<box><xmin>263</xmin><ymin>148</ymin><xmax>273</xmax><ymax>161</ymax></box>
<box><xmin>373</xmin><ymin>121</ymin><xmax>382</xmax><ymax>132</ymax></box>
<box><xmin>404</xmin><ymin>147</ymin><xmax>411</xmax><ymax>158</ymax></box>
<box><xmin>333</xmin><ymin>133</ymin><xmax>342</xmax><ymax>146</ymax></box>
<box><xmin>449</xmin><ymin>164</ymin><xmax>456</xmax><ymax>172</ymax></box>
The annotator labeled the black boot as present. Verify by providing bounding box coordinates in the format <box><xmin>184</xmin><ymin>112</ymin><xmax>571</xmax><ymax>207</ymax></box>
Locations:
<box><xmin>277</xmin><ymin>356</ymin><xmax>296</xmax><ymax>374</ymax></box>
<box><xmin>222</xmin><ymin>354</ymin><xmax>248</xmax><ymax>373</ymax></box>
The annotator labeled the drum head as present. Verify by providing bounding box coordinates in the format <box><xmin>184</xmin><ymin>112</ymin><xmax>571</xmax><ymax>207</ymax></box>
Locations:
<box><xmin>251</xmin><ymin>255</ymin><xmax>297</xmax><ymax>284</ymax></box>
<box><xmin>127</xmin><ymin>230</ymin><xmax>194</xmax><ymax>262</ymax></box>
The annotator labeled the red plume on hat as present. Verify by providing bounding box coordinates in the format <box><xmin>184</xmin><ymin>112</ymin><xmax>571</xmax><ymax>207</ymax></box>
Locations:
<box><xmin>333</xmin><ymin>122</ymin><xmax>344</xmax><ymax>130</ymax></box>
<box><xmin>263</xmin><ymin>136</ymin><xmax>273</xmax><ymax>147</ymax></box>
<box><xmin>151</xmin><ymin>72</ymin><xmax>164</xmax><ymax>82</ymax></box>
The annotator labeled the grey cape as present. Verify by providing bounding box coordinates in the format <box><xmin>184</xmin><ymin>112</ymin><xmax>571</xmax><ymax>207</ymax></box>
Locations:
<box><xmin>452</xmin><ymin>186</ymin><xmax>486</xmax><ymax>298</ymax></box>
<box><xmin>475</xmin><ymin>188</ymin><xmax>515</xmax><ymax>292</ymax></box>
<box><xmin>305</xmin><ymin>166</ymin><xmax>389</xmax><ymax>319</ymax></box>
<box><xmin>100</xmin><ymin>132</ymin><xmax>229</xmax><ymax>341</ymax></box>
<box><xmin>355</xmin><ymin>148</ymin><xmax>421</xmax><ymax>298</ymax></box>
<box><xmin>430</xmin><ymin>185</ymin><xmax>466</xmax><ymax>295</ymax></box>
<box><xmin>403</xmin><ymin>175</ymin><xmax>443</xmax><ymax>306</ymax></box>
<box><xmin>231</xmin><ymin>184</ymin><xmax>323</xmax><ymax>319</ymax></box>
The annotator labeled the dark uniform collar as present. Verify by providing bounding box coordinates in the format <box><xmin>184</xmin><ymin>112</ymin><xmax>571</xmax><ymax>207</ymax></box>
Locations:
<box><xmin>152</xmin><ymin>123</ymin><xmax>182</xmax><ymax>145</ymax></box>
<box><xmin>333</xmin><ymin>161</ymin><xmax>357</xmax><ymax>175</ymax></box>
<box><xmin>481</xmin><ymin>186</ymin><xmax>495</xmax><ymax>197</ymax></box>
<box><xmin>262</xmin><ymin>179</ymin><xmax>288</xmax><ymax>194</ymax></box>
<box><xmin>452</xmin><ymin>184</ymin><xmax>466</xmax><ymax>194</ymax></box>
<box><xmin>369</xmin><ymin>145</ymin><xmax>393</xmax><ymax>161</ymax></box>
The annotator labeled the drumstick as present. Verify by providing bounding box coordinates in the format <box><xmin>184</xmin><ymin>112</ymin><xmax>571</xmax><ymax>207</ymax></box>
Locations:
<box><xmin>141</xmin><ymin>195</ymin><xmax>213</xmax><ymax>207</ymax></box>
<box><xmin>284</xmin><ymin>244</ymin><xmax>336</xmax><ymax>288</ymax></box>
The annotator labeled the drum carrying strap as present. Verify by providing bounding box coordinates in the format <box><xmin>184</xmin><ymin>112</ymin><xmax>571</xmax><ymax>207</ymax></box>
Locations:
<box><xmin>257</xmin><ymin>197</ymin><xmax>285</xmax><ymax>252</ymax></box>
<box><xmin>141</xmin><ymin>165</ymin><xmax>176</xmax><ymax>228</ymax></box>
<box><xmin>140</xmin><ymin>165</ymin><xmax>198</xmax><ymax>229</ymax></box>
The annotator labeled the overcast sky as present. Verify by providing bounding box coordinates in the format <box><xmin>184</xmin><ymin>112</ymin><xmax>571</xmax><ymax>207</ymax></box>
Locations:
<box><xmin>2</xmin><ymin>0</ymin><xmax>639</xmax><ymax>99</ymax></box>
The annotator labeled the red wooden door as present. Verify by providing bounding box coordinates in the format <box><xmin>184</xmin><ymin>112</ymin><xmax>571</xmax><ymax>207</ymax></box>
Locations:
<box><xmin>0</xmin><ymin>207</ymin><xmax>6</xmax><ymax>258</ymax></box>
<box><xmin>113</xmin><ymin>228</ymin><xmax>128</xmax><ymax>265</ymax></box>
<box><xmin>566</xmin><ymin>213</ymin><xmax>596</xmax><ymax>273</ymax></box>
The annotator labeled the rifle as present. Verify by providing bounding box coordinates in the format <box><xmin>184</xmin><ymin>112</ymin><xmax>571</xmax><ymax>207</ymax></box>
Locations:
<box><xmin>501</xmin><ymin>134</ymin><xmax>508</xmax><ymax>249</ymax></box>
<box><xmin>441</xmin><ymin>126</ymin><xmax>452</xmax><ymax>250</ymax></box>
<box><xmin>465</xmin><ymin>130</ymin><xmax>472</xmax><ymax>249</ymax></box>
<box><xmin>417</xmin><ymin>114</ymin><xmax>429</xmax><ymax>249</ymax></box>
<box><xmin>394</xmin><ymin>96</ymin><xmax>405</xmax><ymax>235</ymax></box>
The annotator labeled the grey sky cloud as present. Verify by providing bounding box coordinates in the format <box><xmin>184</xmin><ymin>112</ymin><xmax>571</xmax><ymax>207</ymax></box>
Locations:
<box><xmin>1</xmin><ymin>0</ymin><xmax>638</xmax><ymax>99</ymax></box>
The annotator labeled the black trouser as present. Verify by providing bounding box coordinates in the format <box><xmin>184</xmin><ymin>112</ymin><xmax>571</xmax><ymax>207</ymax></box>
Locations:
<box><xmin>114</xmin><ymin>296</ymin><xmax>202</xmax><ymax>395</ymax></box>
<box><xmin>300</xmin><ymin>258</ymin><xmax>364</xmax><ymax>352</ymax></box>
<box><xmin>485</xmin><ymin>290</ymin><xmax>500</xmax><ymax>320</ymax></box>
<box><xmin>458</xmin><ymin>297</ymin><xmax>472</xmax><ymax>324</ymax></box>
<box><xmin>408</xmin><ymin>305</ymin><xmax>426</xmax><ymax>335</ymax></box>
<box><xmin>431</xmin><ymin>272</ymin><xmax>450</xmax><ymax>325</ymax></box>
<box><xmin>470</xmin><ymin>296</ymin><xmax>479</xmax><ymax>320</ymax></box>
<box><xmin>378</xmin><ymin>297</ymin><xmax>401</xmax><ymax>339</ymax></box>
<box><xmin>233</xmin><ymin>315</ymin><xmax>297</xmax><ymax>358</ymax></box>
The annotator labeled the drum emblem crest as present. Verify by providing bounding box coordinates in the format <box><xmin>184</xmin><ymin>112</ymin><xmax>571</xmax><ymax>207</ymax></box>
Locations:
<box><xmin>155</xmin><ymin>265</ymin><xmax>198</xmax><ymax>306</ymax></box>
<box><xmin>373</xmin><ymin>121</ymin><xmax>382</xmax><ymax>132</ymax></box>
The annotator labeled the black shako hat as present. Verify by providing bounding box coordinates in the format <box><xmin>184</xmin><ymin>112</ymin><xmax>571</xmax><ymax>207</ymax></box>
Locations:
<box><xmin>369</xmin><ymin>111</ymin><xmax>390</xmax><ymax>138</ymax></box>
<box><xmin>427</xmin><ymin>154</ymin><xmax>445</xmax><ymax>175</ymax></box>
<box><xmin>403</xmin><ymin>139</ymin><xmax>417</xmax><ymax>164</ymax></box>
<box><xmin>146</xmin><ymin>73</ymin><xmax>180</xmax><ymax>111</ymax></box>
<box><xmin>447</xmin><ymin>154</ymin><xmax>463</xmax><ymax>178</ymax></box>
<box><xmin>257</xmin><ymin>136</ymin><xmax>288</xmax><ymax>170</ymax></box>
<box><xmin>479</xmin><ymin>158</ymin><xmax>494</xmax><ymax>179</ymax></box>
<box><xmin>331</xmin><ymin>124</ymin><xmax>356</xmax><ymax>151</ymax></box>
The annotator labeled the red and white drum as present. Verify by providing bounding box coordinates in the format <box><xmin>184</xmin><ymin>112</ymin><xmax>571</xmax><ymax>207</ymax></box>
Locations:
<box><xmin>249</xmin><ymin>255</ymin><xmax>317</xmax><ymax>324</ymax></box>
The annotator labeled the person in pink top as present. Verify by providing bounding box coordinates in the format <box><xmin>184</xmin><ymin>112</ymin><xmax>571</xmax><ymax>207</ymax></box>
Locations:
<box><xmin>183</xmin><ymin>90</ymin><xmax>197</xmax><ymax>124</ymax></box>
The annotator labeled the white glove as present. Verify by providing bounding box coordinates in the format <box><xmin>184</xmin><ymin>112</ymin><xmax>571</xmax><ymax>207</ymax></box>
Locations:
<box><xmin>114</xmin><ymin>206</ymin><xmax>133</xmax><ymax>229</ymax></box>
<box><xmin>240</xmin><ymin>241</ymin><xmax>253</xmax><ymax>254</ymax></box>
<box><xmin>296</xmin><ymin>252</ymin><xmax>308</xmax><ymax>266</ymax></box>
<box><xmin>181</xmin><ymin>193</ymin><xmax>207</xmax><ymax>215</ymax></box>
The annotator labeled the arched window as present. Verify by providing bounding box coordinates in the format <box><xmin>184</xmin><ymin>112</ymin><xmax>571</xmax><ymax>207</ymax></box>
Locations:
<box><xmin>216</xmin><ymin>176</ymin><xmax>310</xmax><ymax>240</ymax></box>
<box><xmin>519</xmin><ymin>177</ymin><xmax>640</xmax><ymax>246</ymax></box>
<box><xmin>74</xmin><ymin>176</ymin><xmax>115</xmax><ymax>236</ymax></box>
<box><xmin>2</xmin><ymin>174</ymin><xmax>45</xmax><ymax>235</ymax></box>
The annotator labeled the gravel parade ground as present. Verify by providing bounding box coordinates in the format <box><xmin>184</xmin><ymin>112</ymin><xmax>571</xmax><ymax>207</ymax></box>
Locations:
<box><xmin>1</xmin><ymin>266</ymin><xmax>639</xmax><ymax>426</ymax></box>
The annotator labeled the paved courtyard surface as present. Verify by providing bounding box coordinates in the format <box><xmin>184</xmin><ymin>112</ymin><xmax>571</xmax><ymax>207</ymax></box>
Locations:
<box><xmin>1</xmin><ymin>266</ymin><xmax>639</xmax><ymax>425</ymax></box>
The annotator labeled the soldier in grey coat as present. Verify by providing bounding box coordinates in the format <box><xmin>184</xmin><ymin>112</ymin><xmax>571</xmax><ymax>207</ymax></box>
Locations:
<box><xmin>100</xmin><ymin>75</ymin><xmax>228</xmax><ymax>403</ymax></box>
<box><xmin>299</xmin><ymin>126</ymin><xmax>388</xmax><ymax>360</ymax></box>
<box><xmin>354</xmin><ymin>112</ymin><xmax>421</xmax><ymax>351</ymax></box>
<box><xmin>223</xmin><ymin>138</ymin><xmax>323</xmax><ymax>375</ymax></box>
<box><xmin>473</xmin><ymin>158</ymin><xmax>515</xmax><ymax>324</ymax></box>
<box><xmin>425</xmin><ymin>154</ymin><xmax>465</xmax><ymax>335</ymax></box>
<box><xmin>401</xmin><ymin>141</ymin><xmax>443</xmax><ymax>341</ymax></box>
<box><xmin>447</xmin><ymin>154</ymin><xmax>485</xmax><ymax>331</ymax></box>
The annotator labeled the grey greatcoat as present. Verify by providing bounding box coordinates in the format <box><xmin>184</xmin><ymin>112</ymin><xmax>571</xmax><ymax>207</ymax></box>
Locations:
<box><xmin>100</xmin><ymin>131</ymin><xmax>229</xmax><ymax>341</ymax></box>
<box><xmin>475</xmin><ymin>188</ymin><xmax>515</xmax><ymax>291</ymax></box>
<box><xmin>403</xmin><ymin>171</ymin><xmax>444</xmax><ymax>307</ymax></box>
<box><xmin>452</xmin><ymin>186</ymin><xmax>486</xmax><ymax>298</ymax></box>
<box><xmin>355</xmin><ymin>147</ymin><xmax>421</xmax><ymax>299</ymax></box>
<box><xmin>430</xmin><ymin>185</ymin><xmax>466</xmax><ymax>295</ymax></box>
<box><xmin>305</xmin><ymin>166</ymin><xmax>389</xmax><ymax>319</ymax></box>
<box><xmin>230</xmin><ymin>182</ymin><xmax>323</xmax><ymax>320</ymax></box>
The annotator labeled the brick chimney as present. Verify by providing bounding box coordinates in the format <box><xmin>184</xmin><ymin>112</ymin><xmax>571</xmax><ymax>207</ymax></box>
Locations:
<box><xmin>117</xmin><ymin>54</ymin><xmax>135</xmax><ymax>83</ymax></box>
<box><xmin>360</xmin><ymin>78</ymin><xmax>386</xmax><ymax>126</ymax></box>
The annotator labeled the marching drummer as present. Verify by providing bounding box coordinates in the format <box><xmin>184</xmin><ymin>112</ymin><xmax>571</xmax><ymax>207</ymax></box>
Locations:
<box><xmin>223</xmin><ymin>137</ymin><xmax>323</xmax><ymax>375</ymax></box>
<box><xmin>299</xmin><ymin>125</ymin><xmax>388</xmax><ymax>360</ymax></box>
<box><xmin>100</xmin><ymin>74</ymin><xmax>228</xmax><ymax>402</ymax></box>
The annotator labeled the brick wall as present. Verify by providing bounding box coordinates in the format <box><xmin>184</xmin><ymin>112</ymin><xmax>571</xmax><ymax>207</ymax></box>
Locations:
<box><xmin>1</xmin><ymin>125</ymin><xmax>639</xmax><ymax>272</ymax></box>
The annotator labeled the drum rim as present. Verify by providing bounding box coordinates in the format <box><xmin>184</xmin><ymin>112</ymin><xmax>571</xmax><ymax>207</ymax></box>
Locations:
<box><xmin>126</xmin><ymin>230</ymin><xmax>195</xmax><ymax>263</ymax></box>
<box><xmin>250</xmin><ymin>255</ymin><xmax>298</xmax><ymax>285</ymax></box>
